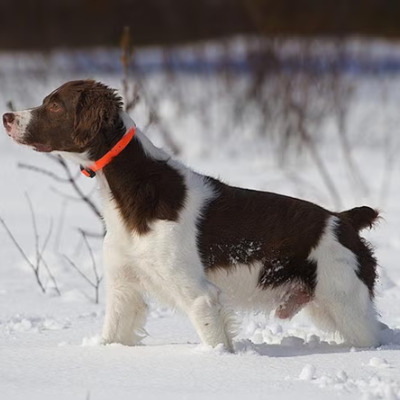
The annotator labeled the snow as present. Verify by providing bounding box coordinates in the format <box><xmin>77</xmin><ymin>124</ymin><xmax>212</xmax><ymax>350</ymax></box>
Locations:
<box><xmin>1</xmin><ymin>43</ymin><xmax>400</xmax><ymax>399</ymax></box>
<box><xmin>299</xmin><ymin>364</ymin><xmax>317</xmax><ymax>380</ymax></box>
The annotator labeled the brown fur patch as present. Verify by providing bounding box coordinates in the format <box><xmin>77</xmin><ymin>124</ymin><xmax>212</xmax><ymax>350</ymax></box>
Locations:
<box><xmin>71</xmin><ymin>80</ymin><xmax>124</xmax><ymax>148</ymax></box>
<box><xmin>198</xmin><ymin>177</ymin><xmax>378</xmax><ymax>297</ymax></box>
<box><xmin>197</xmin><ymin>177</ymin><xmax>328</xmax><ymax>292</ymax></box>
<box><xmin>102</xmin><ymin>139</ymin><xmax>187</xmax><ymax>234</ymax></box>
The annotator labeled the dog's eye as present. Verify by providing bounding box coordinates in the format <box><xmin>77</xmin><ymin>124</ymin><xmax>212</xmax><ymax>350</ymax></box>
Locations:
<box><xmin>49</xmin><ymin>102</ymin><xmax>62</xmax><ymax>112</ymax></box>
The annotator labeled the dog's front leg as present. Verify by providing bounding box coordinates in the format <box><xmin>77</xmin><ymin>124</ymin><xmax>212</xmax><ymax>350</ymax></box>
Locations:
<box><xmin>101</xmin><ymin>244</ymin><xmax>148</xmax><ymax>346</ymax></box>
<box><xmin>184</xmin><ymin>281</ymin><xmax>235</xmax><ymax>352</ymax></box>
<box><xmin>102</xmin><ymin>281</ymin><xmax>148</xmax><ymax>346</ymax></box>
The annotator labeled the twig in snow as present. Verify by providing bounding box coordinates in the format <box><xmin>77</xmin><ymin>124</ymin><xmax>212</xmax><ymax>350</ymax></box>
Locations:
<box><xmin>0</xmin><ymin>195</ymin><xmax>60</xmax><ymax>295</ymax></box>
<box><xmin>27</xmin><ymin>195</ymin><xmax>61</xmax><ymax>295</ymax></box>
<box><xmin>26</xmin><ymin>193</ymin><xmax>61</xmax><ymax>295</ymax></box>
<box><xmin>1</xmin><ymin>204</ymin><xmax>60</xmax><ymax>299</ymax></box>
<box><xmin>64</xmin><ymin>231</ymin><xmax>103</xmax><ymax>304</ymax></box>
<box><xmin>0</xmin><ymin>214</ymin><xmax>46</xmax><ymax>293</ymax></box>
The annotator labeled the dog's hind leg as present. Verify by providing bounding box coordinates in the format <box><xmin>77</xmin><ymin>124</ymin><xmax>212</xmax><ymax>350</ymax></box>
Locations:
<box><xmin>307</xmin><ymin>216</ymin><xmax>380</xmax><ymax>347</ymax></box>
<box><xmin>305</xmin><ymin>288</ymin><xmax>380</xmax><ymax>347</ymax></box>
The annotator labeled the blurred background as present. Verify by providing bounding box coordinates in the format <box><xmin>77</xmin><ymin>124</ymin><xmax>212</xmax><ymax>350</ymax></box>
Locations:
<box><xmin>0</xmin><ymin>0</ymin><xmax>399</xmax><ymax>277</ymax></box>
<box><xmin>3</xmin><ymin>0</ymin><xmax>400</xmax><ymax>49</ymax></box>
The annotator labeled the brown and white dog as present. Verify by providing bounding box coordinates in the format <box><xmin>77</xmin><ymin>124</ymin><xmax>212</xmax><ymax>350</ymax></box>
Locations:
<box><xmin>3</xmin><ymin>80</ymin><xmax>382</xmax><ymax>351</ymax></box>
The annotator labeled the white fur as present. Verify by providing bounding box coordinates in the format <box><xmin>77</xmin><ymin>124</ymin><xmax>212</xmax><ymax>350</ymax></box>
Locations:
<box><xmin>56</xmin><ymin>150</ymin><xmax>92</xmax><ymax>166</ymax></box>
<box><xmin>7</xmin><ymin>110</ymin><xmax>32</xmax><ymax>143</ymax></box>
<box><xmin>208</xmin><ymin>263</ymin><xmax>305</xmax><ymax>315</ymax></box>
<box><xmin>120</xmin><ymin>112</ymin><xmax>169</xmax><ymax>162</ymax></box>
<box><xmin>306</xmin><ymin>216</ymin><xmax>380</xmax><ymax>347</ymax></box>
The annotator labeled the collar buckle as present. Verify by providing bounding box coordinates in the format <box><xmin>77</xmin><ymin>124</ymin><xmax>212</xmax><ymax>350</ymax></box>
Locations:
<box><xmin>80</xmin><ymin>165</ymin><xmax>96</xmax><ymax>178</ymax></box>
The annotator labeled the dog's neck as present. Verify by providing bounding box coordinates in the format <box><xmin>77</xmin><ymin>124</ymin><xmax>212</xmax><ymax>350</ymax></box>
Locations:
<box><xmin>59</xmin><ymin>112</ymin><xmax>168</xmax><ymax>168</ymax></box>
<box><xmin>118</xmin><ymin>112</ymin><xmax>170</xmax><ymax>162</ymax></box>
<box><xmin>95</xmin><ymin>112</ymin><xmax>186</xmax><ymax>235</ymax></box>
<box><xmin>58</xmin><ymin>112</ymin><xmax>186</xmax><ymax>235</ymax></box>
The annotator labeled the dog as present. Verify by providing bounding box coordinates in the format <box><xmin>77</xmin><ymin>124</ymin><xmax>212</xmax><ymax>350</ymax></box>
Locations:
<box><xmin>3</xmin><ymin>80</ymin><xmax>382</xmax><ymax>351</ymax></box>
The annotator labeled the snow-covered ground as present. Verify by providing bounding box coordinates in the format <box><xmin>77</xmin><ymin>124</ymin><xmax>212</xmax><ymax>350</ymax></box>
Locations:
<box><xmin>1</xmin><ymin>44</ymin><xmax>400</xmax><ymax>399</ymax></box>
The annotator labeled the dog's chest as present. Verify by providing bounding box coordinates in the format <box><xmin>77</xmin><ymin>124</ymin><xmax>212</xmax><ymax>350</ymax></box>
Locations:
<box><xmin>102</xmin><ymin>196</ymin><xmax>162</xmax><ymax>265</ymax></box>
<box><xmin>101</xmin><ymin>191</ymin><xmax>206</xmax><ymax>302</ymax></box>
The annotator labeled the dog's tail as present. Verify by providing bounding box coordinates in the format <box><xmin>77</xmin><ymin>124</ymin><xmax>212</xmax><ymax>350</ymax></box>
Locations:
<box><xmin>339</xmin><ymin>206</ymin><xmax>379</xmax><ymax>232</ymax></box>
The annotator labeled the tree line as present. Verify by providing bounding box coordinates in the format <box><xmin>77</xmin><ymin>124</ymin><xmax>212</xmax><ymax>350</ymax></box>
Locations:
<box><xmin>1</xmin><ymin>0</ymin><xmax>400</xmax><ymax>50</ymax></box>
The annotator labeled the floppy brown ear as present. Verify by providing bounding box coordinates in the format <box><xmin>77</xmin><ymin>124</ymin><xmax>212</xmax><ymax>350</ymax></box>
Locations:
<box><xmin>73</xmin><ymin>90</ymin><xmax>106</xmax><ymax>147</ymax></box>
<box><xmin>72</xmin><ymin>81</ymin><xmax>123</xmax><ymax>147</ymax></box>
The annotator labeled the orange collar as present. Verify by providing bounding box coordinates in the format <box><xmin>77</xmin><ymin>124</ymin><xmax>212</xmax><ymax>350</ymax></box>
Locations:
<box><xmin>80</xmin><ymin>126</ymin><xmax>136</xmax><ymax>178</ymax></box>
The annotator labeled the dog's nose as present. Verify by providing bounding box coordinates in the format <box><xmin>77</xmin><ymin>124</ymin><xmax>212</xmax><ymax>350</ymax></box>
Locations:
<box><xmin>3</xmin><ymin>113</ymin><xmax>15</xmax><ymax>127</ymax></box>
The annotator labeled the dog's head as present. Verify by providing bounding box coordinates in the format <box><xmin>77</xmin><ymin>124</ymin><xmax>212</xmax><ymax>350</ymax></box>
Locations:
<box><xmin>2</xmin><ymin>80</ymin><xmax>124</xmax><ymax>155</ymax></box>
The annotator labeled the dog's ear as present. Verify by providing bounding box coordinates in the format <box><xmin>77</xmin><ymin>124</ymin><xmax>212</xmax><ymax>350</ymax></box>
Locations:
<box><xmin>72</xmin><ymin>81</ymin><xmax>123</xmax><ymax>147</ymax></box>
<box><xmin>73</xmin><ymin>90</ymin><xmax>104</xmax><ymax>147</ymax></box>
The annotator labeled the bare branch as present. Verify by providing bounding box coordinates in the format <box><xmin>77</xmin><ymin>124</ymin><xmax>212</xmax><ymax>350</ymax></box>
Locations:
<box><xmin>6</xmin><ymin>100</ymin><xmax>15</xmax><ymax>112</ymax></box>
<box><xmin>76</xmin><ymin>229</ymin><xmax>104</xmax><ymax>239</ymax></box>
<box><xmin>42</xmin><ymin>258</ymin><xmax>61</xmax><ymax>296</ymax></box>
<box><xmin>38</xmin><ymin>219</ymin><xmax>61</xmax><ymax>295</ymax></box>
<box><xmin>53</xmin><ymin>157</ymin><xmax>104</xmax><ymax>225</ymax></box>
<box><xmin>18</xmin><ymin>155</ymin><xmax>105</xmax><ymax>236</ymax></box>
<box><xmin>25</xmin><ymin>192</ymin><xmax>40</xmax><ymax>269</ymax></box>
<box><xmin>49</xmin><ymin>186</ymin><xmax>88</xmax><ymax>202</ymax></box>
<box><xmin>0</xmin><ymin>214</ymin><xmax>46</xmax><ymax>293</ymax></box>
<box><xmin>290</xmin><ymin>100</ymin><xmax>343</xmax><ymax>209</ymax></box>
<box><xmin>18</xmin><ymin>163</ymin><xmax>70</xmax><ymax>183</ymax></box>
<box><xmin>133</xmin><ymin>82</ymin><xmax>180</xmax><ymax>155</ymax></box>
<box><xmin>118</xmin><ymin>26</ymin><xmax>180</xmax><ymax>154</ymax></box>
<box><xmin>80</xmin><ymin>230</ymin><xmax>101</xmax><ymax>284</ymax></box>
<box><xmin>64</xmin><ymin>255</ymin><xmax>96</xmax><ymax>289</ymax></box>
<box><xmin>64</xmin><ymin>232</ymin><xmax>103</xmax><ymax>304</ymax></box>
<box><xmin>1</xmin><ymin>194</ymin><xmax>61</xmax><ymax>296</ymax></box>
